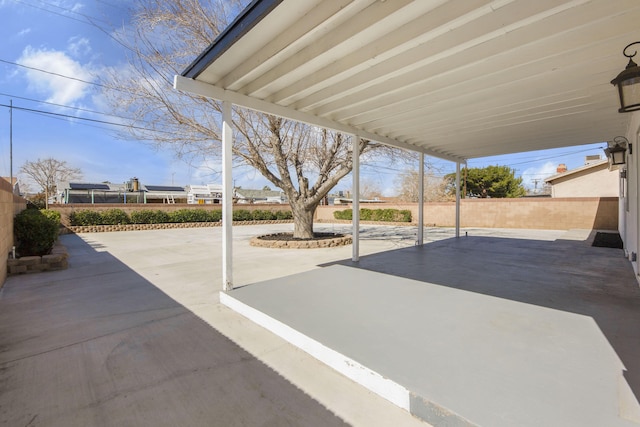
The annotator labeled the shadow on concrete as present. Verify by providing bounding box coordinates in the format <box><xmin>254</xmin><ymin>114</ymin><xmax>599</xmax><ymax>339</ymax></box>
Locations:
<box><xmin>324</xmin><ymin>234</ymin><xmax>640</xmax><ymax>405</ymax></box>
<box><xmin>0</xmin><ymin>234</ymin><xmax>348</xmax><ymax>427</ymax></box>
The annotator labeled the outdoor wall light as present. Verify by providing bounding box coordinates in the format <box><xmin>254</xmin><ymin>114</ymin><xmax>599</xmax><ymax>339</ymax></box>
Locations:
<box><xmin>604</xmin><ymin>136</ymin><xmax>629</xmax><ymax>166</ymax></box>
<box><xmin>612</xmin><ymin>42</ymin><xmax>640</xmax><ymax>113</ymax></box>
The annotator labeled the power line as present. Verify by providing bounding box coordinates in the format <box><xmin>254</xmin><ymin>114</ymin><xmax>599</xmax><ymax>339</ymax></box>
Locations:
<box><xmin>12</xmin><ymin>0</ymin><xmax>110</xmax><ymax>25</ymax></box>
<box><xmin>10</xmin><ymin>0</ymin><xmax>137</xmax><ymax>54</ymax></box>
<box><xmin>0</xmin><ymin>58</ymin><xmax>109</xmax><ymax>89</ymax></box>
<box><xmin>0</xmin><ymin>103</ymin><xmax>171</xmax><ymax>134</ymax></box>
<box><xmin>0</xmin><ymin>92</ymin><xmax>125</xmax><ymax>120</ymax></box>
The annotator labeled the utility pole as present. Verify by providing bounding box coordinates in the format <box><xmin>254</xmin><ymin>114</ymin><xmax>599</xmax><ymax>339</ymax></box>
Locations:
<box><xmin>9</xmin><ymin>99</ymin><xmax>13</xmax><ymax>192</ymax></box>
<box><xmin>532</xmin><ymin>178</ymin><xmax>541</xmax><ymax>194</ymax></box>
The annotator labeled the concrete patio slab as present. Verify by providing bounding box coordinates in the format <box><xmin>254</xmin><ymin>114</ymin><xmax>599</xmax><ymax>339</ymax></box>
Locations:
<box><xmin>0</xmin><ymin>224</ymin><xmax>440</xmax><ymax>427</ymax></box>
<box><xmin>221</xmin><ymin>230</ymin><xmax>640</xmax><ymax>427</ymax></box>
<box><xmin>3</xmin><ymin>224</ymin><xmax>637</xmax><ymax>426</ymax></box>
<box><xmin>0</xmin><ymin>242</ymin><xmax>352</xmax><ymax>426</ymax></box>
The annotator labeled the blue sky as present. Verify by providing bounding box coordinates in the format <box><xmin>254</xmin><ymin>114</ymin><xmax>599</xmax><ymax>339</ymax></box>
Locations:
<box><xmin>0</xmin><ymin>0</ymin><xmax>607</xmax><ymax>196</ymax></box>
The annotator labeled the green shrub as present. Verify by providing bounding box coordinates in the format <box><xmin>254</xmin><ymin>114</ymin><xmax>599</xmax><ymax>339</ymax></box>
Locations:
<box><xmin>275</xmin><ymin>210</ymin><xmax>293</xmax><ymax>220</ymax></box>
<box><xmin>232</xmin><ymin>209</ymin><xmax>252</xmax><ymax>221</ymax></box>
<box><xmin>41</xmin><ymin>209</ymin><xmax>61</xmax><ymax>223</ymax></box>
<box><xmin>332</xmin><ymin>208</ymin><xmax>411</xmax><ymax>222</ymax></box>
<box><xmin>398</xmin><ymin>209</ymin><xmax>412</xmax><ymax>222</ymax></box>
<box><xmin>70</xmin><ymin>210</ymin><xmax>102</xmax><ymax>226</ymax></box>
<box><xmin>251</xmin><ymin>209</ymin><xmax>276</xmax><ymax>220</ymax></box>
<box><xmin>333</xmin><ymin>209</ymin><xmax>352</xmax><ymax>220</ymax></box>
<box><xmin>169</xmin><ymin>209</ymin><xmax>210</xmax><ymax>223</ymax></box>
<box><xmin>130</xmin><ymin>210</ymin><xmax>169</xmax><ymax>224</ymax></box>
<box><xmin>100</xmin><ymin>209</ymin><xmax>130</xmax><ymax>225</ymax></box>
<box><xmin>14</xmin><ymin>209</ymin><xmax>60</xmax><ymax>256</ymax></box>
<box><xmin>208</xmin><ymin>210</ymin><xmax>223</xmax><ymax>222</ymax></box>
<box><xmin>360</xmin><ymin>208</ymin><xmax>373</xmax><ymax>220</ymax></box>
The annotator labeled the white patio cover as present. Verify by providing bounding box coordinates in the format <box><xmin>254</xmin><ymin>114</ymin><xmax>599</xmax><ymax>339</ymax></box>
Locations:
<box><xmin>175</xmin><ymin>0</ymin><xmax>640</xmax><ymax>162</ymax></box>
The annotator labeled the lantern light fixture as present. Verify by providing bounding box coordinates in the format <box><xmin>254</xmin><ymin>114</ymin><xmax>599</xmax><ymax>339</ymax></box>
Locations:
<box><xmin>604</xmin><ymin>136</ymin><xmax>629</xmax><ymax>166</ymax></box>
<box><xmin>611</xmin><ymin>42</ymin><xmax>640</xmax><ymax>113</ymax></box>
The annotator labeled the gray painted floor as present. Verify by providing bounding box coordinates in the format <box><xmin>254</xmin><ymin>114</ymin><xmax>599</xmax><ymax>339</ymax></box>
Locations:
<box><xmin>226</xmin><ymin>229</ymin><xmax>640</xmax><ymax>427</ymax></box>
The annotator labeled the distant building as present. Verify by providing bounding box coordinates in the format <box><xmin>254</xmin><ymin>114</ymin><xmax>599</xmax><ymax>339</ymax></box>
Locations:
<box><xmin>56</xmin><ymin>178</ymin><xmax>188</xmax><ymax>204</ymax></box>
<box><xmin>55</xmin><ymin>179</ymin><xmax>294</xmax><ymax>205</ymax></box>
<box><xmin>544</xmin><ymin>156</ymin><xmax>619</xmax><ymax>198</ymax></box>
<box><xmin>187</xmin><ymin>184</ymin><xmax>223</xmax><ymax>204</ymax></box>
<box><xmin>234</xmin><ymin>188</ymin><xmax>286</xmax><ymax>204</ymax></box>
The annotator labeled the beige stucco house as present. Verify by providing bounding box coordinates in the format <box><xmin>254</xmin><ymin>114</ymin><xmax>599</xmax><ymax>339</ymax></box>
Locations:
<box><xmin>544</xmin><ymin>158</ymin><xmax>619</xmax><ymax>198</ymax></box>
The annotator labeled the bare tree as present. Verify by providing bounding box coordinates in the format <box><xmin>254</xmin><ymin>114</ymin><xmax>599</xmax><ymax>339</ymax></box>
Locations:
<box><xmin>359</xmin><ymin>178</ymin><xmax>384</xmax><ymax>200</ymax></box>
<box><xmin>20</xmin><ymin>158</ymin><xmax>82</xmax><ymax>208</ymax></box>
<box><xmin>100</xmin><ymin>0</ymin><xmax>405</xmax><ymax>238</ymax></box>
<box><xmin>395</xmin><ymin>168</ymin><xmax>452</xmax><ymax>203</ymax></box>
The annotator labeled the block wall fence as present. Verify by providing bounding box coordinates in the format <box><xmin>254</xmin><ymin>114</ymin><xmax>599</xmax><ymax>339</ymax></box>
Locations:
<box><xmin>1</xmin><ymin>179</ymin><xmax>27</xmax><ymax>286</ymax></box>
<box><xmin>316</xmin><ymin>197</ymin><xmax>618</xmax><ymax>231</ymax></box>
<box><xmin>50</xmin><ymin>197</ymin><xmax>618</xmax><ymax>231</ymax></box>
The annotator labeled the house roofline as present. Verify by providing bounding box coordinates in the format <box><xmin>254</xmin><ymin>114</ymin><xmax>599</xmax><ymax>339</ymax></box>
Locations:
<box><xmin>544</xmin><ymin>159</ymin><xmax>609</xmax><ymax>183</ymax></box>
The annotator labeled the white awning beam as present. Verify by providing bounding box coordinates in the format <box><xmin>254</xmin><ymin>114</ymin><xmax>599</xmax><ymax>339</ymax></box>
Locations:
<box><xmin>174</xmin><ymin>75</ymin><xmax>465</xmax><ymax>164</ymax></box>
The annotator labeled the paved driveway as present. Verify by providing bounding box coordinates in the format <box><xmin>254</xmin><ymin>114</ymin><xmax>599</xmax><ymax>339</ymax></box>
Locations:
<box><xmin>1</xmin><ymin>224</ymin><xmax>435</xmax><ymax>427</ymax></box>
<box><xmin>0</xmin><ymin>232</ymin><xmax>348</xmax><ymax>427</ymax></box>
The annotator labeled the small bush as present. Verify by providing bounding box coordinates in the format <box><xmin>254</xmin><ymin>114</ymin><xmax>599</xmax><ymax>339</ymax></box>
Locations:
<box><xmin>398</xmin><ymin>209</ymin><xmax>412</xmax><ymax>222</ymax></box>
<box><xmin>130</xmin><ymin>210</ymin><xmax>169</xmax><ymax>224</ymax></box>
<box><xmin>232</xmin><ymin>209</ymin><xmax>252</xmax><ymax>221</ymax></box>
<box><xmin>70</xmin><ymin>210</ymin><xmax>102</xmax><ymax>226</ymax></box>
<box><xmin>251</xmin><ymin>209</ymin><xmax>276</xmax><ymax>220</ymax></box>
<box><xmin>169</xmin><ymin>209</ymin><xmax>210</xmax><ymax>223</ymax></box>
<box><xmin>275</xmin><ymin>210</ymin><xmax>293</xmax><ymax>220</ymax></box>
<box><xmin>14</xmin><ymin>209</ymin><xmax>60</xmax><ymax>256</ymax></box>
<box><xmin>100</xmin><ymin>209</ymin><xmax>130</xmax><ymax>225</ymax></box>
<box><xmin>333</xmin><ymin>208</ymin><xmax>411</xmax><ymax>222</ymax></box>
<box><xmin>360</xmin><ymin>208</ymin><xmax>373</xmax><ymax>220</ymax></box>
<box><xmin>208</xmin><ymin>210</ymin><xmax>223</xmax><ymax>222</ymax></box>
<box><xmin>333</xmin><ymin>209</ymin><xmax>352</xmax><ymax>220</ymax></box>
<box><xmin>41</xmin><ymin>209</ymin><xmax>61</xmax><ymax>223</ymax></box>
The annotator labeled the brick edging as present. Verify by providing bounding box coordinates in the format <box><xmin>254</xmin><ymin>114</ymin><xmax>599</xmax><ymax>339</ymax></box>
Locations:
<box><xmin>250</xmin><ymin>234</ymin><xmax>353</xmax><ymax>249</ymax></box>
<box><xmin>7</xmin><ymin>241</ymin><xmax>69</xmax><ymax>276</ymax></box>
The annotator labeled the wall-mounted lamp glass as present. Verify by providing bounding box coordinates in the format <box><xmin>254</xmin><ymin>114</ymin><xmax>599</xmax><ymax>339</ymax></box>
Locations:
<box><xmin>604</xmin><ymin>136</ymin><xmax>629</xmax><ymax>165</ymax></box>
<box><xmin>611</xmin><ymin>42</ymin><xmax>640</xmax><ymax>113</ymax></box>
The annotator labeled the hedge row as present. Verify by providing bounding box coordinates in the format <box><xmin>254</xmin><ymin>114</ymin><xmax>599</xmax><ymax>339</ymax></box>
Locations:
<box><xmin>14</xmin><ymin>208</ymin><xmax>61</xmax><ymax>256</ymax></box>
<box><xmin>333</xmin><ymin>208</ymin><xmax>412</xmax><ymax>222</ymax></box>
<box><xmin>69</xmin><ymin>208</ymin><xmax>293</xmax><ymax>226</ymax></box>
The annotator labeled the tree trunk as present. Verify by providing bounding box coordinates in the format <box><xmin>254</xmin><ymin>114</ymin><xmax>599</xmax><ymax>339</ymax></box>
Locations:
<box><xmin>291</xmin><ymin>201</ymin><xmax>316</xmax><ymax>239</ymax></box>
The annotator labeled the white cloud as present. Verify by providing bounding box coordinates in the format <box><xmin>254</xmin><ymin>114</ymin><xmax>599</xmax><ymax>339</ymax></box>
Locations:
<box><xmin>16</xmin><ymin>28</ymin><xmax>31</xmax><ymax>38</ymax></box>
<box><xmin>18</xmin><ymin>45</ymin><xmax>95</xmax><ymax>105</ymax></box>
<box><xmin>67</xmin><ymin>36</ymin><xmax>92</xmax><ymax>57</ymax></box>
<box><xmin>521</xmin><ymin>161</ymin><xmax>558</xmax><ymax>189</ymax></box>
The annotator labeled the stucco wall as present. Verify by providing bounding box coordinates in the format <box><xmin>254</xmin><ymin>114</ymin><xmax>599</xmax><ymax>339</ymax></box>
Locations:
<box><xmin>549</xmin><ymin>164</ymin><xmax>619</xmax><ymax>197</ymax></box>
<box><xmin>622</xmin><ymin>111</ymin><xmax>640</xmax><ymax>275</ymax></box>
<box><xmin>317</xmin><ymin>197</ymin><xmax>618</xmax><ymax>230</ymax></box>
<box><xmin>1</xmin><ymin>179</ymin><xmax>27</xmax><ymax>287</ymax></box>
